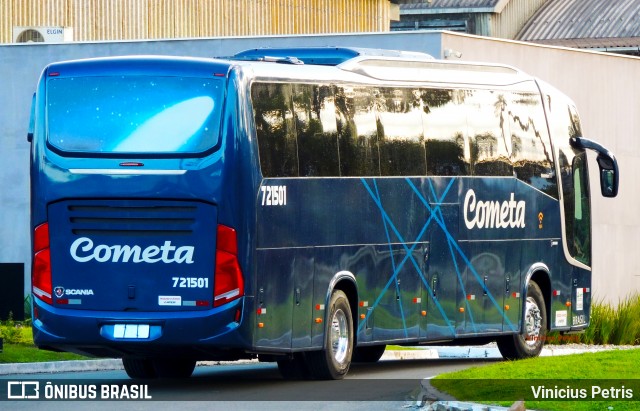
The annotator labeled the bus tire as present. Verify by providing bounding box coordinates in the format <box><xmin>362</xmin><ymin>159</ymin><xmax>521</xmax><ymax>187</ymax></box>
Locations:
<box><xmin>122</xmin><ymin>357</ymin><xmax>157</xmax><ymax>379</ymax></box>
<box><xmin>306</xmin><ymin>290</ymin><xmax>353</xmax><ymax>380</ymax></box>
<box><xmin>152</xmin><ymin>358</ymin><xmax>196</xmax><ymax>378</ymax></box>
<box><xmin>277</xmin><ymin>353</ymin><xmax>310</xmax><ymax>380</ymax></box>
<box><xmin>497</xmin><ymin>281</ymin><xmax>547</xmax><ymax>360</ymax></box>
<box><xmin>352</xmin><ymin>345</ymin><xmax>386</xmax><ymax>363</ymax></box>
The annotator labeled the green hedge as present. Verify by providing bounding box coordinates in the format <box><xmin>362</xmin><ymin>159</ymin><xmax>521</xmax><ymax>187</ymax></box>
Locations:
<box><xmin>548</xmin><ymin>294</ymin><xmax>640</xmax><ymax>345</ymax></box>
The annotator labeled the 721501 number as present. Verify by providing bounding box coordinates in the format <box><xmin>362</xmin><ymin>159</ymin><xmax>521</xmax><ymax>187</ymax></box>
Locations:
<box><xmin>172</xmin><ymin>277</ymin><xmax>209</xmax><ymax>288</ymax></box>
<box><xmin>260</xmin><ymin>185</ymin><xmax>287</xmax><ymax>206</ymax></box>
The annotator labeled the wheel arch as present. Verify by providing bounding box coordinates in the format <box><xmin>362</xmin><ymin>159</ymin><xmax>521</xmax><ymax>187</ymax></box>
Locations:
<box><xmin>523</xmin><ymin>263</ymin><xmax>551</xmax><ymax>331</ymax></box>
<box><xmin>326</xmin><ymin>270</ymin><xmax>358</xmax><ymax>346</ymax></box>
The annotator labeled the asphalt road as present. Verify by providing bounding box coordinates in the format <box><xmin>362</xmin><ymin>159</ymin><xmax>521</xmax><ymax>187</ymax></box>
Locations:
<box><xmin>0</xmin><ymin>356</ymin><xmax>501</xmax><ymax>410</ymax></box>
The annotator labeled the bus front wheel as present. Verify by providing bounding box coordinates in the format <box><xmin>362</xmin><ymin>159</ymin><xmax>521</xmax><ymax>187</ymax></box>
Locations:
<box><xmin>306</xmin><ymin>290</ymin><xmax>353</xmax><ymax>380</ymax></box>
<box><xmin>497</xmin><ymin>281</ymin><xmax>547</xmax><ymax>360</ymax></box>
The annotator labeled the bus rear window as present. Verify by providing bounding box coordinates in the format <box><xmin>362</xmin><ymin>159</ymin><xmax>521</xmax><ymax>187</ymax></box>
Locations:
<box><xmin>46</xmin><ymin>76</ymin><xmax>223</xmax><ymax>155</ymax></box>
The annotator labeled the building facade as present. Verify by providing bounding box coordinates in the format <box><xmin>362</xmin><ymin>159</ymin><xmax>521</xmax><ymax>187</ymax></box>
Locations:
<box><xmin>2</xmin><ymin>0</ymin><xmax>397</xmax><ymax>43</ymax></box>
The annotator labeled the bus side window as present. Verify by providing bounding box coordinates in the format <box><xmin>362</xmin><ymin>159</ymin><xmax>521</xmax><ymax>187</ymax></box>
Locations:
<box><xmin>423</xmin><ymin>88</ymin><xmax>470</xmax><ymax>176</ymax></box>
<box><xmin>335</xmin><ymin>86</ymin><xmax>380</xmax><ymax>177</ymax></box>
<box><xmin>509</xmin><ymin>92</ymin><xmax>558</xmax><ymax>198</ymax></box>
<box><xmin>468</xmin><ymin>90</ymin><xmax>513</xmax><ymax>177</ymax></box>
<box><xmin>252</xmin><ymin>83</ymin><xmax>298</xmax><ymax>177</ymax></box>
<box><xmin>293</xmin><ymin>84</ymin><xmax>339</xmax><ymax>177</ymax></box>
<box><xmin>376</xmin><ymin>87</ymin><xmax>426</xmax><ymax>177</ymax></box>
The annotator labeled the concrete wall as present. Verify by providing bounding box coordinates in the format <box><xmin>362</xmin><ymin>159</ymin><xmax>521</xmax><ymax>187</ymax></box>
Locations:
<box><xmin>0</xmin><ymin>31</ymin><xmax>443</xmax><ymax>296</ymax></box>
<box><xmin>441</xmin><ymin>32</ymin><xmax>640</xmax><ymax>303</ymax></box>
<box><xmin>1</xmin><ymin>30</ymin><xmax>637</xmax><ymax>304</ymax></box>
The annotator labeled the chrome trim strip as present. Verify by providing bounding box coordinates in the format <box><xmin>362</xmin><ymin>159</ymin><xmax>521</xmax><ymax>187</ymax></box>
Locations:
<box><xmin>69</xmin><ymin>169</ymin><xmax>187</xmax><ymax>175</ymax></box>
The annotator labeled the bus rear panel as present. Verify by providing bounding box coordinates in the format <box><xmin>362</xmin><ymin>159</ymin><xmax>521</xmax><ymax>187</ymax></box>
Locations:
<box><xmin>31</xmin><ymin>57</ymin><xmax>250</xmax><ymax>361</ymax></box>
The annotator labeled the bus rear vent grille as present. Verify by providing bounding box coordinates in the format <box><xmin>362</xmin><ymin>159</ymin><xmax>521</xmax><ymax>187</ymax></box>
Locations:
<box><xmin>62</xmin><ymin>201</ymin><xmax>200</xmax><ymax>237</ymax></box>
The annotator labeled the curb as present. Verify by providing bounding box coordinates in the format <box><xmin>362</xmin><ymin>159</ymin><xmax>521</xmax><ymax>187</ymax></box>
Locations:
<box><xmin>381</xmin><ymin>349</ymin><xmax>439</xmax><ymax>361</ymax></box>
<box><xmin>0</xmin><ymin>359</ymin><xmax>124</xmax><ymax>376</ymax></box>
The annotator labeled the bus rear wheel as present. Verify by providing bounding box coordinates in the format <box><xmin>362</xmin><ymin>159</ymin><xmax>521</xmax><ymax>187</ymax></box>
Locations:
<box><xmin>497</xmin><ymin>281</ymin><xmax>547</xmax><ymax>360</ymax></box>
<box><xmin>306</xmin><ymin>290</ymin><xmax>353</xmax><ymax>380</ymax></box>
<box><xmin>152</xmin><ymin>358</ymin><xmax>196</xmax><ymax>378</ymax></box>
<box><xmin>122</xmin><ymin>357</ymin><xmax>157</xmax><ymax>379</ymax></box>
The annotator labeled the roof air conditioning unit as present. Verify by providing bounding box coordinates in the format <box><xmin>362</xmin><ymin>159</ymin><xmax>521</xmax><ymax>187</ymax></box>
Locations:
<box><xmin>12</xmin><ymin>26</ymin><xmax>74</xmax><ymax>43</ymax></box>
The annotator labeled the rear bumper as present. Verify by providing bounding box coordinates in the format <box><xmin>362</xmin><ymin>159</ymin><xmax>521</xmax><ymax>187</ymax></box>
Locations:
<box><xmin>32</xmin><ymin>297</ymin><xmax>250</xmax><ymax>359</ymax></box>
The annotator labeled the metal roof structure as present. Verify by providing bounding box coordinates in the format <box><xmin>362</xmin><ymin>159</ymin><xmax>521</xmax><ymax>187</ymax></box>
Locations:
<box><xmin>398</xmin><ymin>0</ymin><xmax>510</xmax><ymax>14</ymax></box>
<box><xmin>516</xmin><ymin>0</ymin><xmax>640</xmax><ymax>52</ymax></box>
<box><xmin>392</xmin><ymin>0</ymin><xmax>549</xmax><ymax>40</ymax></box>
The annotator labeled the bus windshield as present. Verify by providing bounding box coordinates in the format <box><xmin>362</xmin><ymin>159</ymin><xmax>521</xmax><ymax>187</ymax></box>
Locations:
<box><xmin>46</xmin><ymin>76</ymin><xmax>224</xmax><ymax>155</ymax></box>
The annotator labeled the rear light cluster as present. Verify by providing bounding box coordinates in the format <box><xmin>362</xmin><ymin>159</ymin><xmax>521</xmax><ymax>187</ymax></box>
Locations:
<box><xmin>32</xmin><ymin>223</ymin><xmax>53</xmax><ymax>304</ymax></box>
<box><xmin>213</xmin><ymin>224</ymin><xmax>244</xmax><ymax>308</ymax></box>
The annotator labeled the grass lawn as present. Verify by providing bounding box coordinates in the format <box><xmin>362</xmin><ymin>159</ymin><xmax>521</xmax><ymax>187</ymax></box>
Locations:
<box><xmin>0</xmin><ymin>343</ymin><xmax>88</xmax><ymax>363</ymax></box>
<box><xmin>432</xmin><ymin>348</ymin><xmax>640</xmax><ymax>411</ymax></box>
<box><xmin>1</xmin><ymin>326</ymin><xmax>88</xmax><ymax>364</ymax></box>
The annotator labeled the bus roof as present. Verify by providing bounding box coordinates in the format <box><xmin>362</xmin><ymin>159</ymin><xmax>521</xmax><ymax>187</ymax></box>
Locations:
<box><xmin>43</xmin><ymin>48</ymin><xmax>534</xmax><ymax>89</ymax></box>
<box><xmin>44</xmin><ymin>55</ymin><xmax>233</xmax><ymax>78</ymax></box>
<box><xmin>228</xmin><ymin>47</ymin><xmax>532</xmax><ymax>88</ymax></box>
<box><xmin>230</xmin><ymin>46</ymin><xmax>435</xmax><ymax>65</ymax></box>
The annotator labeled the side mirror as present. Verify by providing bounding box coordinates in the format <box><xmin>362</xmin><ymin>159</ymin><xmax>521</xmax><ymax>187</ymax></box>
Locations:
<box><xmin>596</xmin><ymin>154</ymin><xmax>619</xmax><ymax>198</ymax></box>
<box><xmin>570</xmin><ymin>137</ymin><xmax>619</xmax><ymax>198</ymax></box>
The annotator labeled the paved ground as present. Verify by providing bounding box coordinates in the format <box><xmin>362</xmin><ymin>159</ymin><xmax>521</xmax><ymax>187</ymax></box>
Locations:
<box><xmin>1</xmin><ymin>344</ymin><xmax>636</xmax><ymax>410</ymax></box>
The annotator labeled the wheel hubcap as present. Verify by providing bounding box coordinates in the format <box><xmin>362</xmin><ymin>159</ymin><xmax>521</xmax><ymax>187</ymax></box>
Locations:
<box><xmin>330</xmin><ymin>308</ymin><xmax>349</xmax><ymax>364</ymax></box>
<box><xmin>524</xmin><ymin>296</ymin><xmax>543</xmax><ymax>346</ymax></box>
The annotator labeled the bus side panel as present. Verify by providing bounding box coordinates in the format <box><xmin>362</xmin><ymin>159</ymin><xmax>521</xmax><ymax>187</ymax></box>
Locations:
<box><xmin>254</xmin><ymin>248</ymin><xmax>294</xmax><ymax>350</ymax></box>
<box><xmin>253</xmin><ymin>247</ymin><xmax>315</xmax><ymax>351</ymax></box>
<box><xmin>255</xmin><ymin>177</ymin><xmax>431</xmax><ymax>349</ymax></box>
<box><xmin>291</xmin><ymin>249</ymin><xmax>314</xmax><ymax>349</ymax></box>
<box><xmin>422</xmin><ymin>176</ymin><xmax>460</xmax><ymax>341</ymax></box>
<box><xmin>312</xmin><ymin>244</ymin><xmax>385</xmax><ymax>347</ymax></box>
<box><xmin>253</xmin><ymin>175</ymin><xmax>565</xmax><ymax>350</ymax></box>
<box><xmin>340</xmin><ymin>244</ymin><xmax>380</xmax><ymax>345</ymax></box>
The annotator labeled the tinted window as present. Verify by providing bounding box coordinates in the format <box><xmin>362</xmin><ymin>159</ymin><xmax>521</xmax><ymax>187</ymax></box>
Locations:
<box><xmin>47</xmin><ymin>76</ymin><xmax>223</xmax><ymax>154</ymax></box>
<box><xmin>253</xmin><ymin>83</ymin><xmax>298</xmax><ymax>177</ymax></box>
<box><xmin>508</xmin><ymin>92</ymin><xmax>557</xmax><ymax>197</ymax></box>
<box><xmin>376</xmin><ymin>88</ymin><xmax>426</xmax><ymax>176</ymax></box>
<box><xmin>293</xmin><ymin>84</ymin><xmax>339</xmax><ymax>176</ymax></box>
<box><xmin>253</xmin><ymin>82</ymin><xmax>554</xmax><ymax>183</ymax></box>
<box><xmin>422</xmin><ymin>89</ymin><xmax>470</xmax><ymax>176</ymax></box>
<box><xmin>467</xmin><ymin>90</ymin><xmax>513</xmax><ymax>177</ymax></box>
<box><xmin>335</xmin><ymin>86</ymin><xmax>380</xmax><ymax>176</ymax></box>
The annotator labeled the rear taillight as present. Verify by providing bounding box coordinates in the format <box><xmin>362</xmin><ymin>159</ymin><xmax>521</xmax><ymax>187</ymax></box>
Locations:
<box><xmin>32</xmin><ymin>223</ymin><xmax>52</xmax><ymax>304</ymax></box>
<box><xmin>213</xmin><ymin>224</ymin><xmax>244</xmax><ymax>307</ymax></box>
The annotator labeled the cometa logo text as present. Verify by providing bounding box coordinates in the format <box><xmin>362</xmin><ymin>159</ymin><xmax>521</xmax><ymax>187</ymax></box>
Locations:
<box><xmin>463</xmin><ymin>189</ymin><xmax>526</xmax><ymax>229</ymax></box>
<box><xmin>70</xmin><ymin>238</ymin><xmax>195</xmax><ymax>264</ymax></box>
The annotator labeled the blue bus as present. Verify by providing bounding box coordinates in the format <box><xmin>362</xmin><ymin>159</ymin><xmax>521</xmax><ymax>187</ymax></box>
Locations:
<box><xmin>29</xmin><ymin>47</ymin><xmax>619</xmax><ymax>380</ymax></box>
